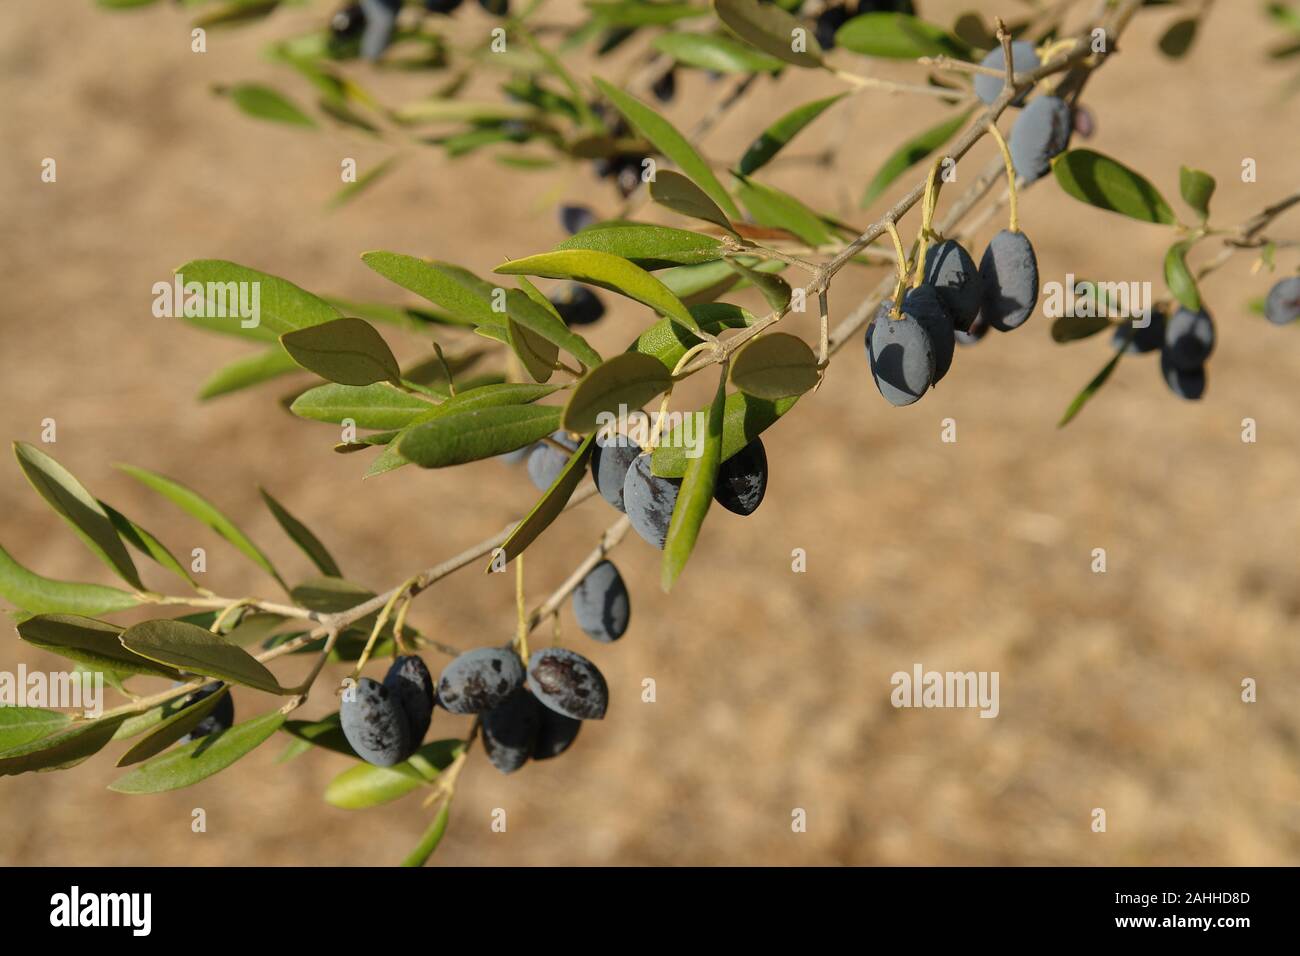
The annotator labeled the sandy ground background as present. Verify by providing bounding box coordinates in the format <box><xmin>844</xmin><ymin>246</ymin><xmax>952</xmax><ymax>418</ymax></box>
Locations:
<box><xmin>1</xmin><ymin>0</ymin><xmax>1298</xmax><ymax>866</ymax></box>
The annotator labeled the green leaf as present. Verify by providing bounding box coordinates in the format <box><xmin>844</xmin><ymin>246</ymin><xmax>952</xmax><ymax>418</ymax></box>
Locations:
<box><xmin>505</xmin><ymin>288</ymin><xmax>604</xmax><ymax>369</ymax></box>
<box><xmin>563</xmin><ymin>353</ymin><xmax>674</xmax><ymax>434</ymax></box>
<box><xmin>290</xmin><ymin>576</ymin><xmax>374</xmax><ymax>616</ymax></box>
<box><xmin>835</xmin><ymin>12</ymin><xmax>971</xmax><ymax>59</ymax></box>
<box><xmin>198</xmin><ymin>347</ymin><xmax>301</xmax><ymax>400</ymax></box>
<box><xmin>861</xmin><ymin>108</ymin><xmax>972</xmax><ymax>207</ymax></box>
<box><xmin>108</xmin><ymin>711</ymin><xmax>285</xmax><ymax>793</ymax></box>
<box><xmin>734</xmin><ymin>174</ymin><xmax>835</xmax><ymax>247</ymax></box>
<box><xmin>119</xmin><ymin>619</ymin><xmax>286</xmax><ymax>694</ymax></box>
<box><xmin>1050</xmin><ymin>314</ymin><xmax>1112</xmax><ymax>343</ymax></box>
<box><xmin>659</xmin><ymin>256</ymin><xmax>785</xmax><ymax>303</ymax></box>
<box><xmin>174</xmin><ymin>259</ymin><xmax>342</xmax><ymax>339</ymax></box>
<box><xmin>491</xmin><ymin>435</ymin><xmax>596</xmax><ymax>568</ymax></box>
<box><xmin>662</xmin><ymin>371</ymin><xmax>724</xmax><ymax>590</ymax></box>
<box><xmin>260</xmin><ymin>488</ymin><xmax>341</xmax><ymax>578</ymax></box>
<box><xmin>505</xmin><ymin>312</ymin><xmax>559</xmax><ymax>383</ymax></box>
<box><xmin>0</xmin><ymin>708</ymin><xmax>73</xmax><ymax>753</ymax></box>
<box><xmin>116</xmin><ymin>465</ymin><xmax>286</xmax><ymax>589</ymax></box>
<box><xmin>281</xmin><ymin>713</ymin><xmax>355</xmax><ymax>761</ymax></box>
<box><xmin>290</xmin><ymin>382</ymin><xmax>437</xmax><ymax>430</ymax></box>
<box><xmin>219</xmin><ymin>83</ymin><xmax>317</xmax><ymax>128</ymax></box>
<box><xmin>13</xmin><ymin>442</ymin><xmax>142</xmax><ymax>590</ymax></box>
<box><xmin>1158</xmin><ymin>17</ymin><xmax>1199</xmax><ymax>58</ymax></box>
<box><xmin>1057</xmin><ymin>350</ymin><xmax>1124</xmax><ymax>428</ymax></box>
<box><xmin>653</xmin><ymin>31</ymin><xmax>785</xmax><ymax>72</ymax></box>
<box><xmin>648</xmin><ymin>171</ymin><xmax>738</xmax><ymax>235</ymax></box>
<box><xmin>630</xmin><ymin>303</ymin><xmax>756</xmax><ymax>369</ymax></box>
<box><xmin>585</xmin><ymin>1</ymin><xmax>709</xmax><ymax>27</ymax></box>
<box><xmin>738</xmin><ymin>94</ymin><xmax>845</xmax><ymax>176</ymax></box>
<box><xmin>713</xmin><ymin>0</ymin><xmax>824</xmax><ymax>68</ymax></box>
<box><xmin>1178</xmin><ymin>166</ymin><xmax>1215</xmax><ymax>221</ymax></box>
<box><xmin>112</xmin><ymin>693</ymin><xmax>196</xmax><ymax>743</ymax></box>
<box><xmin>494</xmin><ymin>250</ymin><xmax>699</xmax><ymax>332</ymax></box>
<box><xmin>556</xmin><ymin>222</ymin><xmax>725</xmax><ymax>270</ymax></box>
<box><xmin>652</xmin><ymin>392</ymin><xmax>796</xmax><ymax>477</ymax></box>
<box><xmin>726</xmin><ymin>260</ymin><xmax>792</xmax><ymax>312</ymax></box>
<box><xmin>328</xmin><ymin>154</ymin><xmax>403</xmax><ymax>209</ymax></box>
<box><xmin>1051</xmin><ymin>149</ymin><xmax>1177</xmax><ymax>225</ymax></box>
<box><xmin>402</xmin><ymin>799</ymin><xmax>453</xmax><ymax>867</ymax></box>
<box><xmin>428</xmin><ymin>382</ymin><xmax>564</xmax><ymax>417</ymax></box>
<box><xmin>17</xmin><ymin>614</ymin><xmax>183</xmax><ymax>679</ymax></box>
<box><xmin>116</xmin><ymin>686</ymin><xmax>232</xmax><ymax>767</ymax></box>
<box><xmin>0</xmin><ymin>715</ymin><xmax>128</xmax><ymax>776</ymax></box>
<box><xmin>1164</xmin><ymin>240</ymin><xmax>1202</xmax><ymax>311</ymax></box>
<box><xmin>325</xmin><ymin>739</ymin><xmax>461</xmax><ymax>809</ymax></box>
<box><xmin>729</xmin><ymin>332</ymin><xmax>819</xmax><ymax>398</ymax></box>
<box><xmin>592</xmin><ymin>77</ymin><xmax>741</xmax><ymax>219</ymax></box>
<box><xmin>195</xmin><ymin>0</ymin><xmax>280</xmax><ymax>29</ymax></box>
<box><xmin>0</xmin><ymin>542</ymin><xmax>141</xmax><ymax>616</ymax></box>
<box><xmin>361</xmin><ymin>253</ymin><xmax>504</xmax><ymax>327</ymax></box>
<box><xmin>398</xmin><ymin>405</ymin><xmax>564</xmax><ymax>468</ymax></box>
<box><xmin>280</xmin><ymin>317</ymin><xmax>401</xmax><ymax>387</ymax></box>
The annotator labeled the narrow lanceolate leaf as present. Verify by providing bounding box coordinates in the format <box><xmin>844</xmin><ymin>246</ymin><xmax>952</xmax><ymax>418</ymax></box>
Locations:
<box><xmin>494</xmin><ymin>250</ymin><xmax>699</xmax><ymax>332</ymax></box>
<box><xmin>713</xmin><ymin>0</ymin><xmax>824</xmax><ymax>68</ymax></box>
<box><xmin>729</xmin><ymin>332</ymin><xmax>819</xmax><ymax>399</ymax></box>
<box><xmin>198</xmin><ymin>347</ymin><xmax>301</xmax><ymax>400</ymax></box>
<box><xmin>281</xmin><ymin>713</ymin><xmax>354</xmax><ymax>761</ymax></box>
<box><xmin>1051</xmin><ymin>149</ymin><xmax>1177</xmax><ymax>225</ymax></box>
<box><xmin>662</xmin><ymin>371</ymin><xmax>725</xmax><ymax>591</ymax></box>
<box><xmin>630</xmin><ymin>303</ymin><xmax>756</xmax><ymax>370</ymax></box>
<box><xmin>426</xmin><ymin>383</ymin><xmax>563</xmax><ymax>418</ymax></box>
<box><xmin>648</xmin><ymin>171</ymin><xmax>738</xmax><ymax>236</ymax></box>
<box><xmin>325</xmin><ymin>739</ymin><xmax>460</xmax><ymax>809</ymax></box>
<box><xmin>402</xmin><ymin>798</ymin><xmax>453</xmax><ymax>868</ymax></box>
<box><xmin>586</xmin><ymin>1</ymin><xmax>710</xmax><ymax>27</ymax></box>
<box><xmin>290</xmin><ymin>382</ymin><xmax>437</xmax><ymax>429</ymax></box>
<box><xmin>652</xmin><ymin>31</ymin><xmax>785</xmax><ymax>73</ymax></box>
<box><xmin>556</xmin><ymin>222</ymin><xmax>725</xmax><ymax>270</ymax></box>
<box><xmin>280</xmin><ymin>317</ymin><xmax>401</xmax><ymax>387</ymax></box>
<box><xmin>119</xmin><ymin>619</ymin><xmax>285</xmax><ymax>695</ymax></box>
<box><xmin>1057</xmin><ymin>351</ymin><xmax>1124</xmax><ymax>428</ymax></box>
<box><xmin>116</xmin><ymin>686</ymin><xmax>232</xmax><ymax>767</ymax></box>
<box><xmin>592</xmin><ymin>77</ymin><xmax>741</xmax><ymax>219</ymax></box>
<box><xmin>18</xmin><ymin>614</ymin><xmax>183</xmax><ymax>679</ymax></box>
<box><xmin>174</xmin><ymin>260</ymin><xmax>342</xmax><ymax>338</ymax></box>
<box><xmin>734</xmin><ymin>175</ymin><xmax>835</xmax><ymax>247</ymax></box>
<box><xmin>660</xmin><ymin>256</ymin><xmax>785</xmax><ymax>303</ymax></box>
<box><xmin>491</xmin><ymin>435</ymin><xmax>595</xmax><ymax>568</ymax></box>
<box><xmin>653</xmin><ymin>392</ymin><xmax>796</xmax><ymax>477</ymax></box>
<box><xmin>398</xmin><ymin>405</ymin><xmax>563</xmax><ymax>468</ymax></box>
<box><xmin>115</xmin><ymin>465</ymin><xmax>286</xmax><ymax>589</ymax></box>
<box><xmin>505</xmin><ymin>288</ymin><xmax>603</xmax><ymax>369</ymax></box>
<box><xmin>219</xmin><ymin>83</ymin><xmax>317</xmax><ymax>128</ymax></box>
<box><xmin>13</xmin><ymin>442</ymin><xmax>141</xmax><ymax>589</ymax></box>
<box><xmin>0</xmin><ymin>715</ymin><xmax>128</xmax><ymax>777</ymax></box>
<box><xmin>727</xmin><ymin>260</ymin><xmax>792</xmax><ymax>312</ymax></box>
<box><xmin>0</xmin><ymin>543</ymin><xmax>141</xmax><ymax>616</ymax></box>
<box><xmin>563</xmin><ymin>353</ymin><xmax>673</xmax><ymax>434</ymax></box>
<box><xmin>506</xmin><ymin>313</ymin><xmax>559</xmax><ymax>383</ymax></box>
<box><xmin>328</xmin><ymin>154</ymin><xmax>403</xmax><ymax>209</ymax></box>
<box><xmin>835</xmin><ymin>13</ymin><xmax>971</xmax><ymax>59</ymax></box>
<box><xmin>861</xmin><ymin>108</ymin><xmax>971</xmax><ymax>207</ymax></box>
<box><xmin>738</xmin><ymin>94</ymin><xmax>845</xmax><ymax>176</ymax></box>
<box><xmin>1164</xmin><ymin>240</ymin><xmax>1202</xmax><ymax>311</ymax></box>
<box><xmin>259</xmin><ymin>488</ymin><xmax>341</xmax><ymax>578</ymax></box>
<box><xmin>108</xmin><ymin>711</ymin><xmax>285</xmax><ymax>794</ymax></box>
<box><xmin>1050</xmin><ymin>314</ymin><xmax>1112</xmax><ymax>343</ymax></box>
<box><xmin>0</xmin><ymin>708</ymin><xmax>73</xmax><ymax>753</ymax></box>
<box><xmin>361</xmin><ymin>253</ymin><xmax>504</xmax><ymax>327</ymax></box>
<box><xmin>1179</xmin><ymin>166</ymin><xmax>1215</xmax><ymax>221</ymax></box>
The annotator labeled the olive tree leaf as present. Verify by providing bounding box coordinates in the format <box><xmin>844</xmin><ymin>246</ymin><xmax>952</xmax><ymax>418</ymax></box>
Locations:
<box><xmin>398</xmin><ymin>405</ymin><xmax>564</xmax><ymax>468</ymax></box>
<box><xmin>1164</xmin><ymin>240</ymin><xmax>1203</xmax><ymax>311</ymax></box>
<box><xmin>13</xmin><ymin>442</ymin><xmax>142</xmax><ymax>590</ymax></box>
<box><xmin>659</xmin><ymin>256</ymin><xmax>785</xmax><ymax>303</ymax></box>
<box><xmin>328</xmin><ymin>154</ymin><xmax>403</xmax><ymax>209</ymax></box>
<box><xmin>17</xmin><ymin>614</ymin><xmax>184</xmax><ymax>679</ymax></box>
<box><xmin>586</xmin><ymin>1</ymin><xmax>710</xmax><ymax>27</ymax></box>
<box><xmin>653</xmin><ymin>31</ymin><xmax>785</xmax><ymax>73</ymax></box>
<box><xmin>505</xmin><ymin>313</ymin><xmax>560</xmax><ymax>384</ymax></box>
<box><xmin>652</xmin><ymin>392</ymin><xmax>796</xmax><ymax>477</ymax></box>
<box><xmin>729</xmin><ymin>332</ymin><xmax>819</xmax><ymax>399</ymax></box>
<box><xmin>361</xmin><ymin>252</ymin><xmax>504</xmax><ymax>327</ymax></box>
<box><xmin>835</xmin><ymin>12</ymin><xmax>971</xmax><ymax>59</ymax></box>
<box><xmin>1051</xmin><ymin>149</ymin><xmax>1177</xmax><ymax>225</ymax></box>
<box><xmin>0</xmin><ymin>708</ymin><xmax>73</xmax><ymax>753</ymax></box>
<box><xmin>198</xmin><ymin>348</ymin><xmax>302</xmax><ymax>400</ymax></box>
<box><xmin>738</xmin><ymin>93</ymin><xmax>845</xmax><ymax>176</ymax></box>
<box><xmin>116</xmin><ymin>686</ymin><xmax>232</xmax><ymax>767</ymax></box>
<box><xmin>726</xmin><ymin>260</ymin><xmax>792</xmax><ymax>312</ymax></box>
<box><xmin>592</xmin><ymin>77</ymin><xmax>741</xmax><ymax>219</ymax></box>
<box><xmin>218</xmin><ymin>83</ymin><xmax>317</xmax><ymax>128</ymax></box>
<box><xmin>325</xmin><ymin>739</ymin><xmax>461</xmax><ymax>809</ymax></box>
<box><xmin>0</xmin><ymin>714</ymin><xmax>128</xmax><ymax>777</ymax></box>
<box><xmin>1178</xmin><ymin>166</ymin><xmax>1215</xmax><ymax>221</ymax></box>
<box><xmin>0</xmin><ymin>542</ymin><xmax>141</xmax><ymax>616</ymax></box>
<box><xmin>119</xmin><ymin>619</ymin><xmax>286</xmax><ymax>694</ymax></box>
<box><xmin>861</xmin><ymin>108</ymin><xmax>972</xmax><ymax>206</ymax></box>
<box><xmin>1057</xmin><ymin>350</ymin><xmax>1124</xmax><ymax>428</ymax></box>
<box><xmin>713</xmin><ymin>0</ymin><xmax>824</xmax><ymax>68</ymax></box>
<box><xmin>281</xmin><ymin>713</ymin><xmax>354</xmax><ymax>762</ymax></box>
<box><xmin>630</xmin><ymin>303</ymin><xmax>756</xmax><ymax>370</ymax></box>
<box><xmin>116</xmin><ymin>465</ymin><xmax>286</xmax><ymax>590</ymax></box>
<box><xmin>505</xmin><ymin>288</ymin><xmax>604</xmax><ymax>369</ymax></box>
<box><xmin>494</xmin><ymin>250</ymin><xmax>700</xmax><ymax>332</ymax></box>
<box><xmin>555</xmin><ymin>222</ymin><xmax>725</xmax><ymax>269</ymax></box>
<box><xmin>402</xmin><ymin>797</ymin><xmax>453</xmax><ymax>867</ymax></box>
<box><xmin>647</xmin><ymin>171</ymin><xmax>738</xmax><ymax>235</ymax></box>
<box><xmin>290</xmin><ymin>382</ymin><xmax>436</xmax><ymax>429</ymax></box>
<box><xmin>259</xmin><ymin>487</ymin><xmax>341</xmax><ymax>578</ymax></box>
<box><xmin>563</xmin><ymin>353</ymin><xmax>673</xmax><ymax>434</ymax></box>
<box><xmin>491</xmin><ymin>435</ymin><xmax>596</xmax><ymax>568</ymax></box>
<box><xmin>662</xmin><ymin>371</ymin><xmax>725</xmax><ymax>591</ymax></box>
<box><xmin>1158</xmin><ymin>17</ymin><xmax>1199</xmax><ymax>58</ymax></box>
<box><xmin>280</xmin><ymin>317</ymin><xmax>401</xmax><ymax>387</ymax></box>
<box><xmin>108</xmin><ymin>711</ymin><xmax>285</xmax><ymax>794</ymax></box>
<box><xmin>733</xmin><ymin>174</ymin><xmax>835</xmax><ymax>247</ymax></box>
<box><xmin>1050</xmin><ymin>314</ymin><xmax>1112</xmax><ymax>343</ymax></box>
<box><xmin>174</xmin><ymin>260</ymin><xmax>342</xmax><ymax>338</ymax></box>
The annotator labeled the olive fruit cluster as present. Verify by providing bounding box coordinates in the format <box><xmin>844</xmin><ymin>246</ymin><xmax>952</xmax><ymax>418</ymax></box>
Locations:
<box><xmin>1111</xmin><ymin>304</ymin><xmax>1215</xmax><ymax>401</ymax></box>
<box><xmin>340</xmin><ymin>654</ymin><xmax>436</xmax><ymax>767</ymax></box>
